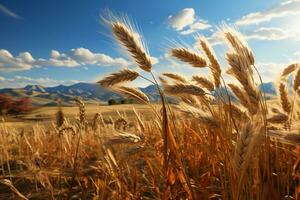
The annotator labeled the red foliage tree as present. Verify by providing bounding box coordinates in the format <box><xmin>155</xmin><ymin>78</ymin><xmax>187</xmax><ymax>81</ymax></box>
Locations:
<box><xmin>10</xmin><ymin>98</ymin><xmax>32</xmax><ymax>114</ymax></box>
<box><xmin>0</xmin><ymin>94</ymin><xmax>32</xmax><ymax>115</ymax></box>
<box><xmin>0</xmin><ymin>94</ymin><xmax>13</xmax><ymax>115</ymax></box>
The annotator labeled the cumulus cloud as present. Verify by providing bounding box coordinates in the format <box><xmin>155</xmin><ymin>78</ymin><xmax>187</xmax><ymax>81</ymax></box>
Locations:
<box><xmin>206</xmin><ymin>26</ymin><xmax>296</xmax><ymax>47</ymax></box>
<box><xmin>255</xmin><ymin>62</ymin><xmax>286</xmax><ymax>82</ymax></box>
<box><xmin>0</xmin><ymin>3</ymin><xmax>22</xmax><ymax>19</ymax></box>
<box><xmin>245</xmin><ymin>27</ymin><xmax>293</xmax><ymax>41</ymax></box>
<box><xmin>0</xmin><ymin>48</ymin><xmax>130</xmax><ymax>72</ymax></box>
<box><xmin>168</xmin><ymin>8</ymin><xmax>195</xmax><ymax>30</ymax></box>
<box><xmin>236</xmin><ymin>0</ymin><xmax>300</xmax><ymax>26</ymax></box>
<box><xmin>168</xmin><ymin>8</ymin><xmax>211</xmax><ymax>35</ymax></box>
<box><xmin>0</xmin><ymin>75</ymin><xmax>80</xmax><ymax>88</ymax></box>
<box><xmin>179</xmin><ymin>20</ymin><xmax>211</xmax><ymax>35</ymax></box>
<box><xmin>69</xmin><ymin>48</ymin><xmax>129</xmax><ymax>66</ymax></box>
<box><xmin>0</xmin><ymin>49</ymin><xmax>34</xmax><ymax>71</ymax></box>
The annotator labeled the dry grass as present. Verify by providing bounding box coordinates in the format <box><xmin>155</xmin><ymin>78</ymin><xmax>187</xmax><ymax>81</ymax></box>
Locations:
<box><xmin>1</xmin><ymin>15</ymin><xmax>300</xmax><ymax>200</ymax></box>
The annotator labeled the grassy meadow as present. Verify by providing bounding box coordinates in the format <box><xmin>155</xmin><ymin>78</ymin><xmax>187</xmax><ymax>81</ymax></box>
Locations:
<box><xmin>1</xmin><ymin>17</ymin><xmax>300</xmax><ymax>200</ymax></box>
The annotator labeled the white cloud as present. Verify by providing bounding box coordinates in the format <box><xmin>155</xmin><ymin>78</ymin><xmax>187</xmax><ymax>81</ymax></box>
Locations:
<box><xmin>255</xmin><ymin>62</ymin><xmax>286</xmax><ymax>82</ymax></box>
<box><xmin>0</xmin><ymin>48</ymin><xmax>130</xmax><ymax>72</ymax></box>
<box><xmin>70</xmin><ymin>48</ymin><xmax>129</xmax><ymax>66</ymax></box>
<box><xmin>252</xmin><ymin>51</ymin><xmax>300</xmax><ymax>82</ymax></box>
<box><xmin>236</xmin><ymin>0</ymin><xmax>300</xmax><ymax>26</ymax></box>
<box><xmin>168</xmin><ymin>8</ymin><xmax>195</xmax><ymax>31</ymax></box>
<box><xmin>0</xmin><ymin>4</ymin><xmax>22</xmax><ymax>19</ymax></box>
<box><xmin>150</xmin><ymin>56</ymin><xmax>159</xmax><ymax>65</ymax></box>
<box><xmin>180</xmin><ymin>20</ymin><xmax>211</xmax><ymax>35</ymax></box>
<box><xmin>245</xmin><ymin>27</ymin><xmax>293</xmax><ymax>41</ymax></box>
<box><xmin>168</xmin><ymin>8</ymin><xmax>211</xmax><ymax>35</ymax></box>
<box><xmin>0</xmin><ymin>49</ymin><xmax>34</xmax><ymax>71</ymax></box>
<box><xmin>207</xmin><ymin>26</ymin><xmax>296</xmax><ymax>47</ymax></box>
<box><xmin>0</xmin><ymin>75</ymin><xmax>80</xmax><ymax>88</ymax></box>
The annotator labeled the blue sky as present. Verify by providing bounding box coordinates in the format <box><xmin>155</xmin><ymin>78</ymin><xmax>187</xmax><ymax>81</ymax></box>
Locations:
<box><xmin>0</xmin><ymin>0</ymin><xmax>300</xmax><ymax>88</ymax></box>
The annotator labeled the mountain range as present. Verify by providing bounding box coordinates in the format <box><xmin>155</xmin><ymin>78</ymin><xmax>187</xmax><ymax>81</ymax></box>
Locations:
<box><xmin>0</xmin><ymin>82</ymin><xmax>276</xmax><ymax>106</ymax></box>
<box><xmin>0</xmin><ymin>83</ymin><xmax>159</xmax><ymax>106</ymax></box>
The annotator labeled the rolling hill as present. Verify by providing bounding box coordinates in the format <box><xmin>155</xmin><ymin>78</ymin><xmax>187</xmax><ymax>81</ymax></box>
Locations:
<box><xmin>0</xmin><ymin>83</ymin><xmax>160</xmax><ymax>106</ymax></box>
<box><xmin>0</xmin><ymin>82</ymin><xmax>276</xmax><ymax>106</ymax></box>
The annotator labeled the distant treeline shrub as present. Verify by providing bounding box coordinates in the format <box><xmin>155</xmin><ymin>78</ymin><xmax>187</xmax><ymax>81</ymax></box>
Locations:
<box><xmin>108</xmin><ymin>98</ymin><xmax>134</xmax><ymax>105</ymax></box>
<box><xmin>0</xmin><ymin>94</ymin><xmax>32</xmax><ymax>115</ymax></box>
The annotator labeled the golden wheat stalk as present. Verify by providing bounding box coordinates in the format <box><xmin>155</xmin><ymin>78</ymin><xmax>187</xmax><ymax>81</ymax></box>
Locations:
<box><xmin>159</xmin><ymin>76</ymin><xmax>168</xmax><ymax>85</ymax></box>
<box><xmin>192</xmin><ymin>75</ymin><xmax>214</xmax><ymax>91</ymax></box>
<box><xmin>164</xmin><ymin>83</ymin><xmax>205</xmax><ymax>96</ymax></box>
<box><xmin>226</xmin><ymin>53</ymin><xmax>256</xmax><ymax>94</ymax></box>
<box><xmin>268</xmin><ymin>130</ymin><xmax>300</xmax><ymax>146</ymax></box>
<box><xmin>104</xmin><ymin>131</ymin><xmax>141</xmax><ymax>146</ymax></box>
<box><xmin>98</xmin><ymin>68</ymin><xmax>139</xmax><ymax>87</ymax></box>
<box><xmin>228</xmin><ymin>84</ymin><xmax>255</xmax><ymax>114</ymax></box>
<box><xmin>0</xmin><ymin>179</ymin><xmax>28</xmax><ymax>200</ymax></box>
<box><xmin>223</xmin><ymin>27</ymin><xmax>254</xmax><ymax>69</ymax></box>
<box><xmin>163</xmin><ymin>73</ymin><xmax>187</xmax><ymax>83</ymax></box>
<box><xmin>234</xmin><ymin>121</ymin><xmax>262</xmax><ymax>171</ymax></box>
<box><xmin>132</xmin><ymin>107</ymin><xmax>145</xmax><ymax>132</ymax></box>
<box><xmin>180</xmin><ymin>95</ymin><xmax>200</xmax><ymax>106</ymax></box>
<box><xmin>224</xmin><ymin>103</ymin><xmax>249</xmax><ymax>120</ymax></box>
<box><xmin>175</xmin><ymin>103</ymin><xmax>218</xmax><ymax>127</ymax></box>
<box><xmin>226</xmin><ymin>53</ymin><xmax>260</xmax><ymax>110</ymax></box>
<box><xmin>92</xmin><ymin>113</ymin><xmax>101</xmax><ymax>130</ymax></box>
<box><xmin>116</xmin><ymin>86</ymin><xmax>149</xmax><ymax>103</ymax></box>
<box><xmin>223</xmin><ymin>29</ymin><xmax>261</xmax><ymax>114</ymax></box>
<box><xmin>281</xmin><ymin>63</ymin><xmax>298</xmax><ymax>78</ymax></box>
<box><xmin>267</xmin><ymin>113</ymin><xmax>288</xmax><ymax>124</ymax></box>
<box><xmin>171</xmin><ymin>48</ymin><xmax>207</xmax><ymax>68</ymax></box>
<box><xmin>112</xmin><ymin>22</ymin><xmax>152</xmax><ymax>72</ymax></box>
<box><xmin>56</xmin><ymin>106</ymin><xmax>65</xmax><ymax>128</ymax></box>
<box><xmin>74</xmin><ymin>97</ymin><xmax>87</xmax><ymax>125</ymax></box>
<box><xmin>226</xmin><ymin>53</ymin><xmax>251</xmax><ymax>83</ymax></box>
<box><xmin>294</xmin><ymin>67</ymin><xmax>300</xmax><ymax>91</ymax></box>
<box><xmin>122</xmin><ymin>145</ymin><xmax>145</xmax><ymax>158</ymax></box>
<box><xmin>278</xmin><ymin>83</ymin><xmax>291</xmax><ymax>113</ymax></box>
<box><xmin>198</xmin><ymin>36</ymin><xmax>221</xmax><ymax>87</ymax></box>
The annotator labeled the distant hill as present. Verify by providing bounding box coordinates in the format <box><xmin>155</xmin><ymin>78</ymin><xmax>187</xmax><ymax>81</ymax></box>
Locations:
<box><xmin>0</xmin><ymin>82</ymin><xmax>277</xmax><ymax>106</ymax></box>
<box><xmin>0</xmin><ymin>83</ymin><xmax>159</xmax><ymax>106</ymax></box>
<box><xmin>259</xmin><ymin>82</ymin><xmax>276</xmax><ymax>94</ymax></box>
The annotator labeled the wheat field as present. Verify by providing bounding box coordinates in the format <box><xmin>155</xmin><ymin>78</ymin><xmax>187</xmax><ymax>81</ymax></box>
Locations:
<box><xmin>1</xmin><ymin>16</ymin><xmax>300</xmax><ymax>200</ymax></box>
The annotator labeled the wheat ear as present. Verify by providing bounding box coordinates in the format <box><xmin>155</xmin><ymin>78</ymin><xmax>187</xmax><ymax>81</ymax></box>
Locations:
<box><xmin>267</xmin><ymin>113</ymin><xmax>288</xmax><ymax>124</ymax></box>
<box><xmin>198</xmin><ymin>36</ymin><xmax>221</xmax><ymax>87</ymax></box>
<box><xmin>281</xmin><ymin>63</ymin><xmax>298</xmax><ymax>78</ymax></box>
<box><xmin>98</xmin><ymin>69</ymin><xmax>139</xmax><ymax>87</ymax></box>
<box><xmin>112</xmin><ymin>22</ymin><xmax>152</xmax><ymax>72</ymax></box>
<box><xmin>228</xmin><ymin>84</ymin><xmax>255</xmax><ymax>114</ymax></box>
<box><xmin>223</xmin><ymin>27</ymin><xmax>254</xmax><ymax>69</ymax></box>
<box><xmin>234</xmin><ymin>121</ymin><xmax>262</xmax><ymax>171</ymax></box>
<box><xmin>163</xmin><ymin>73</ymin><xmax>188</xmax><ymax>83</ymax></box>
<box><xmin>116</xmin><ymin>86</ymin><xmax>149</xmax><ymax>103</ymax></box>
<box><xmin>294</xmin><ymin>67</ymin><xmax>300</xmax><ymax>92</ymax></box>
<box><xmin>278</xmin><ymin>83</ymin><xmax>291</xmax><ymax>114</ymax></box>
<box><xmin>171</xmin><ymin>48</ymin><xmax>207</xmax><ymax>68</ymax></box>
<box><xmin>74</xmin><ymin>97</ymin><xmax>87</xmax><ymax>125</ymax></box>
<box><xmin>192</xmin><ymin>75</ymin><xmax>214</xmax><ymax>91</ymax></box>
<box><xmin>164</xmin><ymin>83</ymin><xmax>205</xmax><ymax>96</ymax></box>
<box><xmin>56</xmin><ymin>106</ymin><xmax>65</xmax><ymax>128</ymax></box>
